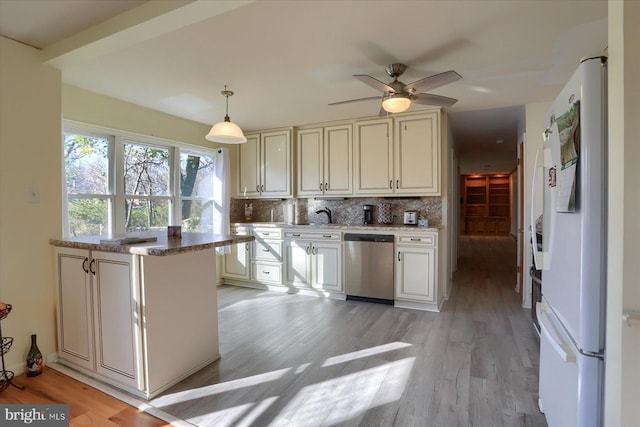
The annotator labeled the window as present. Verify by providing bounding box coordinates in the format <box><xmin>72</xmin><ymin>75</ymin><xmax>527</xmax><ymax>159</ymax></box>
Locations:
<box><xmin>64</xmin><ymin>132</ymin><xmax>113</xmax><ymax>237</ymax></box>
<box><xmin>180</xmin><ymin>151</ymin><xmax>215</xmax><ymax>233</ymax></box>
<box><xmin>63</xmin><ymin>123</ymin><xmax>218</xmax><ymax>237</ymax></box>
<box><xmin>123</xmin><ymin>142</ymin><xmax>171</xmax><ymax>232</ymax></box>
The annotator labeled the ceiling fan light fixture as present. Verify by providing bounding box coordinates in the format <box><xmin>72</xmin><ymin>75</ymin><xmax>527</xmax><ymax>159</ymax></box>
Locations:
<box><xmin>205</xmin><ymin>86</ymin><xmax>247</xmax><ymax>144</ymax></box>
<box><xmin>382</xmin><ymin>94</ymin><xmax>411</xmax><ymax>113</ymax></box>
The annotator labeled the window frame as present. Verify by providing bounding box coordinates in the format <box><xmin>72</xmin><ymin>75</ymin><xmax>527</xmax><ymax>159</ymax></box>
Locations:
<box><xmin>62</xmin><ymin>120</ymin><xmax>219</xmax><ymax>237</ymax></box>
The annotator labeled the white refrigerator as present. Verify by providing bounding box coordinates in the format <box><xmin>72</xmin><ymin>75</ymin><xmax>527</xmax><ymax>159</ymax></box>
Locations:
<box><xmin>532</xmin><ymin>57</ymin><xmax>607</xmax><ymax>427</ymax></box>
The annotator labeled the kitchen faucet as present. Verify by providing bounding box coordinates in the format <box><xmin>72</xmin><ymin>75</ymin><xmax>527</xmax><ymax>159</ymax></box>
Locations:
<box><xmin>315</xmin><ymin>207</ymin><xmax>332</xmax><ymax>224</ymax></box>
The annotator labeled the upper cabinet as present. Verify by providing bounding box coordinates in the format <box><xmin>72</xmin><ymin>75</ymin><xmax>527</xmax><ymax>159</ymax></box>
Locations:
<box><xmin>237</xmin><ymin>129</ymin><xmax>292</xmax><ymax>198</ymax></box>
<box><xmin>354</xmin><ymin>111</ymin><xmax>441</xmax><ymax>196</ymax></box>
<box><xmin>297</xmin><ymin>124</ymin><xmax>352</xmax><ymax>197</ymax></box>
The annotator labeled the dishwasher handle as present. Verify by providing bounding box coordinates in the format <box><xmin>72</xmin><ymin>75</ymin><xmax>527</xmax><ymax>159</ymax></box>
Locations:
<box><xmin>344</xmin><ymin>233</ymin><xmax>394</xmax><ymax>243</ymax></box>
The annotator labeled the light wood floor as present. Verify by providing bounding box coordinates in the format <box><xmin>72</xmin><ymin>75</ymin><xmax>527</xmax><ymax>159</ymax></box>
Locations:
<box><xmin>0</xmin><ymin>367</ymin><xmax>170</xmax><ymax>426</ymax></box>
<box><xmin>151</xmin><ymin>235</ymin><xmax>546</xmax><ymax>426</ymax></box>
<box><xmin>0</xmin><ymin>235</ymin><xmax>546</xmax><ymax>427</ymax></box>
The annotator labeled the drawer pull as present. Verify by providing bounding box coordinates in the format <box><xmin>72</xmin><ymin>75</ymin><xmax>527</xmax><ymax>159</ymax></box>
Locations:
<box><xmin>410</xmin><ymin>238</ymin><xmax>421</xmax><ymax>242</ymax></box>
<box><xmin>262</xmin><ymin>232</ymin><xmax>270</xmax><ymax>236</ymax></box>
<box><xmin>322</xmin><ymin>235</ymin><xmax>332</xmax><ymax>238</ymax></box>
<box><xmin>262</xmin><ymin>249</ymin><xmax>270</xmax><ymax>252</ymax></box>
<box><xmin>292</xmin><ymin>233</ymin><xmax>301</xmax><ymax>237</ymax></box>
<box><xmin>262</xmin><ymin>271</ymin><xmax>270</xmax><ymax>275</ymax></box>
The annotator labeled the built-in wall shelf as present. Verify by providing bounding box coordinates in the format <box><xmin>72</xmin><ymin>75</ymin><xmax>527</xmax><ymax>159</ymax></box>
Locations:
<box><xmin>461</xmin><ymin>174</ymin><xmax>511</xmax><ymax>235</ymax></box>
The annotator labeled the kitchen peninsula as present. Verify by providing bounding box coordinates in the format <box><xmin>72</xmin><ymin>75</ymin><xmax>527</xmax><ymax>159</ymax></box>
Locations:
<box><xmin>49</xmin><ymin>232</ymin><xmax>254</xmax><ymax>399</ymax></box>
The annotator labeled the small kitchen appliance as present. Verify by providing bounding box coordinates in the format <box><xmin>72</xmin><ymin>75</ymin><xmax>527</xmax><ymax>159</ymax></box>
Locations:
<box><xmin>363</xmin><ymin>205</ymin><xmax>373</xmax><ymax>225</ymax></box>
<box><xmin>403</xmin><ymin>211</ymin><xmax>417</xmax><ymax>225</ymax></box>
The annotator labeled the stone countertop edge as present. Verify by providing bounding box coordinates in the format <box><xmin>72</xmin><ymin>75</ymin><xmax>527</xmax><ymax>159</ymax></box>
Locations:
<box><xmin>49</xmin><ymin>233</ymin><xmax>255</xmax><ymax>256</ymax></box>
<box><xmin>232</xmin><ymin>222</ymin><xmax>442</xmax><ymax>232</ymax></box>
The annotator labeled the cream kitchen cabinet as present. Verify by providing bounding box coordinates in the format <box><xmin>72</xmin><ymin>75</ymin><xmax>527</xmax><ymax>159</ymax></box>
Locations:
<box><xmin>394</xmin><ymin>232</ymin><xmax>438</xmax><ymax>310</ymax></box>
<box><xmin>222</xmin><ymin>225</ymin><xmax>251</xmax><ymax>281</ymax></box>
<box><xmin>354</xmin><ymin>111</ymin><xmax>441</xmax><ymax>196</ymax></box>
<box><xmin>54</xmin><ymin>244</ymin><xmax>220</xmax><ymax>399</ymax></box>
<box><xmin>284</xmin><ymin>230</ymin><xmax>342</xmax><ymax>292</ymax></box>
<box><xmin>54</xmin><ymin>247</ymin><xmax>143</xmax><ymax>390</ymax></box>
<box><xmin>251</xmin><ymin>227</ymin><xmax>284</xmax><ymax>285</ymax></box>
<box><xmin>237</xmin><ymin>129</ymin><xmax>292</xmax><ymax>198</ymax></box>
<box><xmin>297</xmin><ymin>124</ymin><xmax>352</xmax><ymax>197</ymax></box>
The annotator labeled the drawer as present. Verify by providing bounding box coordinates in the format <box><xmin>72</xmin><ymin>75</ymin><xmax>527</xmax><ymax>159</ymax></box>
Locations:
<box><xmin>230</xmin><ymin>226</ymin><xmax>250</xmax><ymax>236</ymax></box>
<box><xmin>253</xmin><ymin>240</ymin><xmax>283</xmax><ymax>262</ymax></box>
<box><xmin>396</xmin><ymin>234</ymin><xmax>436</xmax><ymax>246</ymax></box>
<box><xmin>254</xmin><ymin>228</ymin><xmax>283</xmax><ymax>239</ymax></box>
<box><xmin>284</xmin><ymin>231</ymin><xmax>341</xmax><ymax>241</ymax></box>
<box><xmin>252</xmin><ymin>262</ymin><xmax>282</xmax><ymax>284</ymax></box>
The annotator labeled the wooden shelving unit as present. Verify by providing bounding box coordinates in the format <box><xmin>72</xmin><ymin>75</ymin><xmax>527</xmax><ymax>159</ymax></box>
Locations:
<box><xmin>461</xmin><ymin>174</ymin><xmax>511</xmax><ymax>235</ymax></box>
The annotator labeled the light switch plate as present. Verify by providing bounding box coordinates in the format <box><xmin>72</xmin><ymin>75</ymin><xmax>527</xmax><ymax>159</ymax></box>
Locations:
<box><xmin>27</xmin><ymin>186</ymin><xmax>40</xmax><ymax>203</ymax></box>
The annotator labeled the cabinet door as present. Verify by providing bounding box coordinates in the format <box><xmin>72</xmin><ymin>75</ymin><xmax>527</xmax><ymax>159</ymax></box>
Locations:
<box><xmin>261</xmin><ymin>130</ymin><xmax>291</xmax><ymax>197</ymax></box>
<box><xmin>396</xmin><ymin>246</ymin><xmax>435</xmax><ymax>302</ymax></box>
<box><xmin>223</xmin><ymin>241</ymin><xmax>250</xmax><ymax>279</ymax></box>
<box><xmin>394</xmin><ymin>112</ymin><xmax>440</xmax><ymax>195</ymax></box>
<box><xmin>324</xmin><ymin>124</ymin><xmax>352</xmax><ymax>195</ymax></box>
<box><xmin>92</xmin><ymin>251</ymin><xmax>142</xmax><ymax>389</ymax></box>
<box><xmin>311</xmin><ymin>241</ymin><xmax>342</xmax><ymax>292</ymax></box>
<box><xmin>354</xmin><ymin>118</ymin><xmax>393</xmax><ymax>195</ymax></box>
<box><xmin>297</xmin><ymin>128</ymin><xmax>324</xmax><ymax>196</ymax></box>
<box><xmin>284</xmin><ymin>240</ymin><xmax>311</xmax><ymax>287</ymax></box>
<box><xmin>237</xmin><ymin>134</ymin><xmax>261</xmax><ymax>197</ymax></box>
<box><xmin>55</xmin><ymin>248</ymin><xmax>94</xmax><ymax>370</ymax></box>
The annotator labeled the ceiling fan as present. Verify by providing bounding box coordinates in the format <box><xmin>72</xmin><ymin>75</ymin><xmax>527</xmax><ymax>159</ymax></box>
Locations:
<box><xmin>329</xmin><ymin>63</ymin><xmax>462</xmax><ymax>115</ymax></box>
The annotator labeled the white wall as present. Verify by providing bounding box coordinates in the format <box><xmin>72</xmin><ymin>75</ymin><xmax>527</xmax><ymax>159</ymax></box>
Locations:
<box><xmin>0</xmin><ymin>37</ymin><xmax>62</xmax><ymax>371</ymax></box>
<box><xmin>605</xmin><ymin>1</ymin><xmax>640</xmax><ymax>425</ymax></box>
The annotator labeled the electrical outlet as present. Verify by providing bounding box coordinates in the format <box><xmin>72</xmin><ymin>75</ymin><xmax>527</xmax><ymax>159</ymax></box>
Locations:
<box><xmin>27</xmin><ymin>186</ymin><xmax>40</xmax><ymax>203</ymax></box>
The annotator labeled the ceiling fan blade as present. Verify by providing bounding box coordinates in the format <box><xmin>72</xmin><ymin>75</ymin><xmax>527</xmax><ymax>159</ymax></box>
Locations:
<box><xmin>354</xmin><ymin>74</ymin><xmax>394</xmax><ymax>93</ymax></box>
<box><xmin>404</xmin><ymin>70</ymin><xmax>462</xmax><ymax>93</ymax></box>
<box><xmin>329</xmin><ymin>96</ymin><xmax>381</xmax><ymax>106</ymax></box>
<box><xmin>411</xmin><ymin>93</ymin><xmax>459</xmax><ymax>107</ymax></box>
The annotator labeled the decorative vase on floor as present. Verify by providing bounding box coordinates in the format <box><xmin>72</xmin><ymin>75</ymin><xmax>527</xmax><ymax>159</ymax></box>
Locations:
<box><xmin>26</xmin><ymin>334</ymin><xmax>42</xmax><ymax>377</ymax></box>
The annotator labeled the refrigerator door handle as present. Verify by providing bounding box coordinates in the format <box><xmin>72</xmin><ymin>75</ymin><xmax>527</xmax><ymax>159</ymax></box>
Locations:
<box><xmin>530</xmin><ymin>149</ymin><xmax>544</xmax><ymax>270</ymax></box>
<box><xmin>537</xmin><ymin>302</ymin><xmax>576</xmax><ymax>363</ymax></box>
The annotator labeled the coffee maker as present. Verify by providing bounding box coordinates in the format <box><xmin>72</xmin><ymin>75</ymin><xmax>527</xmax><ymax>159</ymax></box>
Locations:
<box><xmin>363</xmin><ymin>204</ymin><xmax>373</xmax><ymax>225</ymax></box>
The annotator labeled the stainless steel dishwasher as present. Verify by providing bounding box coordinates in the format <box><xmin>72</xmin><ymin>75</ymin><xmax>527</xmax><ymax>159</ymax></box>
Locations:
<box><xmin>344</xmin><ymin>233</ymin><xmax>395</xmax><ymax>304</ymax></box>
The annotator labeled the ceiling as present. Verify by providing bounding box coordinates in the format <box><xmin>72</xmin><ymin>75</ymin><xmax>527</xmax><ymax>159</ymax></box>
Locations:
<box><xmin>0</xmin><ymin>0</ymin><xmax>607</xmax><ymax>174</ymax></box>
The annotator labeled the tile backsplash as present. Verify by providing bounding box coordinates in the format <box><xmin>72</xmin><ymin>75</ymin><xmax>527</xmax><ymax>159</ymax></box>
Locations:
<box><xmin>231</xmin><ymin>197</ymin><xmax>442</xmax><ymax>226</ymax></box>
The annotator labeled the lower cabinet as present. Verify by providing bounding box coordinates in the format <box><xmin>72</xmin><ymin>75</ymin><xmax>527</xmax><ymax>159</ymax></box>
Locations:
<box><xmin>251</xmin><ymin>227</ymin><xmax>283</xmax><ymax>285</ymax></box>
<box><xmin>55</xmin><ymin>246</ymin><xmax>219</xmax><ymax>398</ymax></box>
<box><xmin>394</xmin><ymin>233</ymin><xmax>438</xmax><ymax>309</ymax></box>
<box><xmin>222</xmin><ymin>225</ymin><xmax>251</xmax><ymax>280</ymax></box>
<box><xmin>55</xmin><ymin>247</ymin><xmax>142</xmax><ymax>389</ymax></box>
<box><xmin>284</xmin><ymin>231</ymin><xmax>342</xmax><ymax>292</ymax></box>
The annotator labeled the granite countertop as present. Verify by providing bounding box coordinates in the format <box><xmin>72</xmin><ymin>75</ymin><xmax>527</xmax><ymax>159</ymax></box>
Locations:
<box><xmin>49</xmin><ymin>232</ymin><xmax>255</xmax><ymax>256</ymax></box>
<box><xmin>232</xmin><ymin>222</ymin><xmax>442</xmax><ymax>233</ymax></box>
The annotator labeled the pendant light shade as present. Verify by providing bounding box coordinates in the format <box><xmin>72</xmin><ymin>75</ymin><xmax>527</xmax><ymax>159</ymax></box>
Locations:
<box><xmin>206</xmin><ymin>86</ymin><xmax>247</xmax><ymax>144</ymax></box>
<box><xmin>381</xmin><ymin>93</ymin><xmax>411</xmax><ymax>113</ymax></box>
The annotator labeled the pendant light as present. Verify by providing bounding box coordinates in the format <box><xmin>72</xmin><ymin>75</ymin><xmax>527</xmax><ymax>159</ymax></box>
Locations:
<box><xmin>205</xmin><ymin>86</ymin><xmax>247</xmax><ymax>144</ymax></box>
